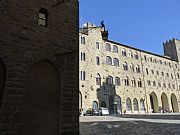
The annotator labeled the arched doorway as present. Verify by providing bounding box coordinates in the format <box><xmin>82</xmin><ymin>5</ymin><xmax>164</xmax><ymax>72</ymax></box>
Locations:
<box><xmin>161</xmin><ymin>93</ymin><xmax>169</xmax><ymax>111</ymax></box>
<box><xmin>92</xmin><ymin>101</ymin><xmax>98</xmax><ymax>110</ymax></box>
<box><xmin>149</xmin><ymin>92</ymin><xmax>158</xmax><ymax>113</ymax></box>
<box><xmin>126</xmin><ymin>97</ymin><xmax>132</xmax><ymax>113</ymax></box>
<box><xmin>171</xmin><ymin>93</ymin><xmax>179</xmax><ymax>113</ymax></box>
<box><xmin>21</xmin><ymin>61</ymin><xmax>60</xmax><ymax>135</ymax></box>
<box><xmin>0</xmin><ymin>59</ymin><xmax>6</xmax><ymax>107</ymax></box>
<box><xmin>101</xmin><ymin>101</ymin><xmax>106</xmax><ymax>108</ymax></box>
<box><xmin>109</xmin><ymin>95</ymin><xmax>122</xmax><ymax>114</ymax></box>
<box><xmin>133</xmin><ymin>98</ymin><xmax>138</xmax><ymax>112</ymax></box>
<box><xmin>140</xmin><ymin>98</ymin><xmax>145</xmax><ymax>112</ymax></box>
<box><xmin>79</xmin><ymin>92</ymin><xmax>82</xmax><ymax>109</ymax></box>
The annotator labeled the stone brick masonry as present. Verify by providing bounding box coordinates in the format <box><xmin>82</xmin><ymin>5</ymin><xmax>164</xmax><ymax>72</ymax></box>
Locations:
<box><xmin>0</xmin><ymin>0</ymin><xmax>79</xmax><ymax>134</ymax></box>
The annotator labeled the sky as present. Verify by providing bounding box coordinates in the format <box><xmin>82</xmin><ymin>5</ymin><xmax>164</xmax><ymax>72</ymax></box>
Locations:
<box><xmin>79</xmin><ymin>0</ymin><xmax>180</xmax><ymax>55</ymax></box>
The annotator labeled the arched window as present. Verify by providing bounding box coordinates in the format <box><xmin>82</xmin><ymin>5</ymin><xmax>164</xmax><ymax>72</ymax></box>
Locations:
<box><xmin>105</xmin><ymin>43</ymin><xmax>111</xmax><ymax>51</ymax></box>
<box><xmin>126</xmin><ymin>98</ymin><xmax>132</xmax><ymax>111</ymax></box>
<box><xmin>146</xmin><ymin>68</ymin><xmax>148</xmax><ymax>74</ymax></box>
<box><xmin>96</xmin><ymin>56</ymin><xmax>100</xmax><ymax>65</ymax></box>
<box><xmin>115</xmin><ymin>77</ymin><xmax>120</xmax><ymax>86</ymax></box>
<box><xmin>133</xmin><ymin>98</ymin><xmax>138</xmax><ymax>111</ymax></box>
<box><xmin>113</xmin><ymin>58</ymin><xmax>119</xmax><ymax>66</ymax></box>
<box><xmin>80</xmin><ymin>36</ymin><xmax>85</xmax><ymax>44</ymax></box>
<box><xmin>177</xmin><ymin>73</ymin><xmax>180</xmax><ymax>78</ymax></box>
<box><xmin>96</xmin><ymin>42</ymin><xmax>99</xmax><ymax>49</ymax></box>
<box><xmin>80</xmin><ymin>70</ymin><xmax>85</xmax><ymax>80</ymax></box>
<box><xmin>125</xmin><ymin>76</ymin><xmax>129</xmax><ymax>86</ymax></box>
<box><xmin>122</xmin><ymin>49</ymin><xmax>126</xmax><ymax>56</ymax></box>
<box><xmin>130</xmin><ymin>64</ymin><xmax>134</xmax><ymax>72</ymax></box>
<box><xmin>127</xmin><ymin>50</ymin><xmax>133</xmax><ymax>58</ymax></box>
<box><xmin>140</xmin><ymin>99</ymin><xmax>145</xmax><ymax>111</ymax></box>
<box><xmin>106</xmin><ymin>76</ymin><xmax>113</xmax><ymax>85</ymax></box>
<box><xmin>138</xmin><ymin>78</ymin><xmax>142</xmax><ymax>87</ymax></box>
<box><xmin>96</xmin><ymin>73</ymin><xmax>101</xmax><ymax>85</ymax></box>
<box><xmin>131</xmin><ymin>77</ymin><xmax>136</xmax><ymax>87</ymax></box>
<box><xmin>0</xmin><ymin>60</ymin><xmax>6</xmax><ymax>107</ymax></box>
<box><xmin>92</xmin><ymin>101</ymin><xmax>98</xmax><ymax>110</ymax></box>
<box><xmin>80</xmin><ymin>52</ymin><xmax>85</xmax><ymax>61</ymax></box>
<box><xmin>123</xmin><ymin>62</ymin><xmax>128</xmax><ymax>70</ymax></box>
<box><xmin>106</xmin><ymin>56</ymin><xmax>112</xmax><ymax>65</ymax></box>
<box><xmin>136</xmin><ymin>65</ymin><xmax>140</xmax><ymax>73</ymax></box>
<box><xmin>134</xmin><ymin>52</ymin><xmax>138</xmax><ymax>60</ymax></box>
<box><xmin>113</xmin><ymin>45</ymin><xmax>118</xmax><ymax>53</ymax></box>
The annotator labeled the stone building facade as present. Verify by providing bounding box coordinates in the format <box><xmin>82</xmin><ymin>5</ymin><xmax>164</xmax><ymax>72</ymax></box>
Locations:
<box><xmin>0</xmin><ymin>0</ymin><xmax>79</xmax><ymax>134</ymax></box>
<box><xmin>79</xmin><ymin>23</ymin><xmax>180</xmax><ymax>114</ymax></box>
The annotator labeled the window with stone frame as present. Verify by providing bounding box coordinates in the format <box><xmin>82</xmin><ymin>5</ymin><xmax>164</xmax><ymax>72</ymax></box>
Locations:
<box><xmin>124</xmin><ymin>76</ymin><xmax>129</xmax><ymax>86</ymax></box>
<box><xmin>122</xmin><ymin>49</ymin><xmax>126</xmax><ymax>56</ymax></box>
<box><xmin>96</xmin><ymin>42</ymin><xmax>99</xmax><ymax>49</ymax></box>
<box><xmin>80</xmin><ymin>70</ymin><xmax>85</xmax><ymax>80</ymax></box>
<box><xmin>106</xmin><ymin>76</ymin><xmax>113</xmax><ymax>85</ymax></box>
<box><xmin>131</xmin><ymin>77</ymin><xmax>136</xmax><ymax>87</ymax></box>
<box><xmin>96</xmin><ymin>56</ymin><xmax>100</xmax><ymax>65</ymax></box>
<box><xmin>115</xmin><ymin>77</ymin><xmax>120</xmax><ymax>86</ymax></box>
<box><xmin>130</xmin><ymin>64</ymin><xmax>135</xmax><ymax>72</ymax></box>
<box><xmin>106</xmin><ymin>56</ymin><xmax>112</xmax><ymax>65</ymax></box>
<box><xmin>113</xmin><ymin>45</ymin><xmax>118</xmax><ymax>53</ymax></box>
<box><xmin>158</xmin><ymin>82</ymin><xmax>161</xmax><ymax>87</ymax></box>
<box><xmin>136</xmin><ymin>65</ymin><xmax>140</xmax><ymax>73</ymax></box>
<box><xmin>138</xmin><ymin>78</ymin><xmax>142</xmax><ymax>87</ymax></box>
<box><xmin>134</xmin><ymin>52</ymin><xmax>139</xmax><ymax>60</ymax></box>
<box><xmin>80</xmin><ymin>52</ymin><xmax>85</xmax><ymax>61</ymax></box>
<box><xmin>80</xmin><ymin>36</ymin><xmax>86</xmax><ymax>44</ymax></box>
<box><xmin>153</xmin><ymin>81</ymin><xmax>156</xmax><ymax>86</ymax></box>
<box><xmin>105</xmin><ymin>43</ymin><xmax>111</xmax><ymax>51</ymax></box>
<box><xmin>38</xmin><ymin>8</ymin><xmax>48</xmax><ymax>27</ymax></box>
<box><xmin>147</xmin><ymin>80</ymin><xmax>151</xmax><ymax>86</ymax></box>
<box><xmin>123</xmin><ymin>62</ymin><xmax>128</xmax><ymax>71</ymax></box>
<box><xmin>113</xmin><ymin>58</ymin><xmax>119</xmax><ymax>66</ymax></box>
<box><xmin>96</xmin><ymin>73</ymin><xmax>101</xmax><ymax>85</ymax></box>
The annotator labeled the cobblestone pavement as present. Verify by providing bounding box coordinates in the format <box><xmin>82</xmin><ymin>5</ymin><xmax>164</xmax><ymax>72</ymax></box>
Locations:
<box><xmin>80</xmin><ymin>115</ymin><xmax>180</xmax><ymax>135</ymax></box>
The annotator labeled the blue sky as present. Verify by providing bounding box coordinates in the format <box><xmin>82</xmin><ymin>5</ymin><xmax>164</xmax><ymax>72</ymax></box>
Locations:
<box><xmin>80</xmin><ymin>0</ymin><xmax>180</xmax><ymax>55</ymax></box>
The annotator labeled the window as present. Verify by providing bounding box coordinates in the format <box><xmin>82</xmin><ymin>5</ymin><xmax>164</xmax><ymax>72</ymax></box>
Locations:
<box><xmin>80</xmin><ymin>52</ymin><xmax>85</xmax><ymax>61</ymax></box>
<box><xmin>138</xmin><ymin>78</ymin><xmax>142</xmax><ymax>87</ymax></box>
<box><xmin>146</xmin><ymin>68</ymin><xmax>148</xmax><ymax>75</ymax></box>
<box><xmin>80</xmin><ymin>36</ymin><xmax>85</xmax><ymax>44</ymax></box>
<box><xmin>133</xmin><ymin>98</ymin><xmax>138</xmax><ymax>111</ymax></box>
<box><xmin>134</xmin><ymin>52</ymin><xmax>138</xmax><ymax>60</ymax></box>
<box><xmin>163</xmin><ymin>83</ymin><xmax>166</xmax><ymax>88</ymax></box>
<box><xmin>106</xmin><ymin>76</ymin><xmax>113</xmax><ymax>85</ymax></box>
<box><xmin>96</xmin><ymin>42</ymin><xmax>99</xmax><ymax>49</ymax></box>
<box><xmin>38</xmin><ymin>8</ymin><xmax>48</xmax><ymax>27</ymax></box>
<box><xmin>136</xmin><ymin>65</ymin><xmax>140</xmax><ymax>73</ymax></box>
<box><xmin>131</xmin><ymin>77</ymin><xmax>136</xmax><ymax>87</ymax></box>
<box><xmin>159</xmin><ymin>60</ymin><xmax>162</xmax><ymax>64</ymax></box>
<box><xmin>123</xmin><ymin>62</ymin><xmax>128</xmax><ymax>71</ymax></box>
<box><xmin>122</xmin><ymin>49</ymin><xmax>126</xmax><ymax>56</ymax></box>
<box><xmin>140</xmin><ymin>99</ymin><xmax>145</xmax><ymax>111</ymax></box>
<box><xmin>161</xmin><ymin>71</ymin><xmax>164</xmax><ymax>76</ymax></box>
<box><xmin>105</xmin><ymin>43</ymin><xmax>111</xmax><ymax>51</ymax></box>
<box><xmin>115</xmin><ymin>77</ymin><xmax>120</xmax><ymax>86</ymax></box>
<box><xmin>96</xmin><ymin>73</ymin><xmax>101</xmax><ymax>85</ymax></box>
<box><xmin>126</xmin><ymin>98</ymin><xmax>132</xmax><ymax>111</ymax></box>
<box><xmin>130</xmin><ymin>64</ymin><xmax>135</xmax><ymax>72</ymax></box>
<box><xmin>128</xmin><ymin>50</ymin><xmax>133</xmax><ymax>58</ymax></box>
<box><xmin>151</xmin><ymin>70</ymin><xmax>154</xmax><ymax>74</ymax></box>
<box><xmin>171</xmin><ymin>73</ymin><xmax>173</xmax><ymax>79</ymax></box>
<box><xmin>172</xmin><ymin>84</ymin><xmax>175</xmax><ymax>89</ymax></box>
<box><xmin>96</xmin><ymin>56</ymin><xmax>100</xmax><ymax>65</ymax></box>
<box><xmin>153</xmin><ymin>81</ymin><xmax>156</xmax><ymax>86</ymax></box>
<box><xmin>158</xmin><ymin>82</ymin><xmax>161</xmax><ymax>87</ymax></box>
<box><xmin>113</xmin><ymin>58</ymin><xmax>119</xmax><ymax>66</ymax></box>
<box><xmin>144</xmin><ymin>55</ymin><xmax>147</xmax><ymax>61</ymax></box>
<box><xmin>150</xmin><ymin>57</ymin><xmax>152</xmax><ymax>62</ymax></box>
<box><xmin>166</xmin><ymin>73</ymin><xmax>169</xmax><ymax>77</ymax></box>
<box><xmin>106</xmin><ymin>56</ymin><xmax>112</xmax><ymax>65</ymax></box>
<box><xmin>156</xmin><ymin>71</ymin><xmax>159</xmax><ymax>75</ymax></box>
<box><xmin>168</xmin><ymin>83</ymin><xmax>171</xmax><ymax>89</ymax></box>
<box><xmin>125</xmin><ymin>76</ymin><xmax>129</xmax><ymax>86</ymax></box>
<box><xmin>80</xmin><ymin>70</ymin><xmax>85</xmax><ymax>80</ymax></box>
<box><xmin>113</xmin><ymin>45</ymin><xmax>118</xmax><ymax>53</ymax></box>
<box><xmin>177</xmin><ymin>73</ymin><xmax>180</xmax><ymax>78</ymax></box>
<box><xmin>147</xmin><ymin>80</ymin><xmax>151</xmax><ymax>86</ymax></box>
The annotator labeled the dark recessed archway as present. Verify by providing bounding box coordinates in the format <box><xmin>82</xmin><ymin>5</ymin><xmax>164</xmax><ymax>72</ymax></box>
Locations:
<box><xmin>21</xmin><ymin>60</ymin><xmax>60</xmax><ymax>135</ymax></box>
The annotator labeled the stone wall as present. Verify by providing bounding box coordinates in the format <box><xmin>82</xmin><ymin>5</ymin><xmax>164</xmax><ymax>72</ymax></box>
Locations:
<box><xmin>0</xmin><ymin>0</ymin><xmax>79</xmax><ymax>134</ymax></box>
